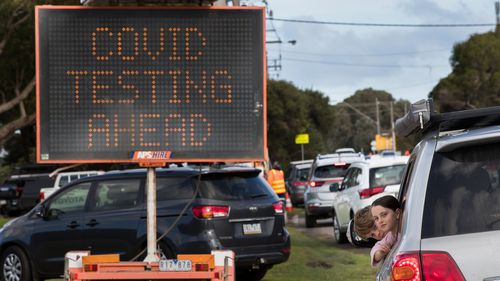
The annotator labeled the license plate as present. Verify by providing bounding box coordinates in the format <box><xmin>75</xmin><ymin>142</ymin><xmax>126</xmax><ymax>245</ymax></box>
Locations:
<box><xmin>159</xmin><ymin>259</ymin><xmax>192</xmax><ymax>271</ymax></box>
<box><xmin>243</xmin><ymin>223</ymin><xmax>262</xmax><ymax>234</ymax></box>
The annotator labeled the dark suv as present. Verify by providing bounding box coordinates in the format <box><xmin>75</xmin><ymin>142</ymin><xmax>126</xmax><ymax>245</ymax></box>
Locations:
<box><xmin>0</xmin><ymin>166</ymin><xmax>290</xmax><ymax>281</ymax></box>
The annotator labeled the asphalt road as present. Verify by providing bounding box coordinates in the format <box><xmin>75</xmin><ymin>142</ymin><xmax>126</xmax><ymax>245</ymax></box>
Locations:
<box><xmin>288</xmin><ymin>210</ymin><xmax>370</xmax><ymax>255</ymax></box>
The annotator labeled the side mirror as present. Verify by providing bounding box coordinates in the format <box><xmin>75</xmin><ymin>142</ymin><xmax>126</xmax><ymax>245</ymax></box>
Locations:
<box><xmin>35</xmin><ymin>205</ymin><xmax>47</xmax><ymax>218</ymax></box>
<box><xmin>330</xmin><ymin>182</ymin><xmax>340</xmax><ymax>192</ymax></box>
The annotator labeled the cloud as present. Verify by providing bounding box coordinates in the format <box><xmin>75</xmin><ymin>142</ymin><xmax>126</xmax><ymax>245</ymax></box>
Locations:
<box><xmin>265</xmin><ymin>0</ymin><xmax>495</xmax><ymax>102</ymax></box>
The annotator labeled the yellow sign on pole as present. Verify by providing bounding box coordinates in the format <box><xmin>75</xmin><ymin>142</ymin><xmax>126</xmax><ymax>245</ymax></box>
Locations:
<box><xmin>295</xmin><ymin>134</ymin><xmax>309</xmax><ymax>144</ymax></box>
<box><xmin>375</xmin><ymin>134</ymin><xmax>393</xmax><ymax>151</ymax></box>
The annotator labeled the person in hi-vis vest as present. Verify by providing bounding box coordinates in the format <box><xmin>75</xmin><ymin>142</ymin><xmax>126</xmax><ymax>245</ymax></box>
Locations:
<box><xmin>266</xmin><ymin>161</ymin><xmax>286</xmax><ymax>201</ymax></box>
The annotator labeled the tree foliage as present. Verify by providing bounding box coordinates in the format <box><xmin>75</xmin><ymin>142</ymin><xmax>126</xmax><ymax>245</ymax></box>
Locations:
<box><xmin>430</xmin><ymin>27</ymin><xmax>500</xmax><ymax>112</ymax></box>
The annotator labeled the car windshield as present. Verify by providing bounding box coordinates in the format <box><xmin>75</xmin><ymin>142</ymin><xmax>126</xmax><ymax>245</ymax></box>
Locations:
<box><xmin>369</xmin><ymin>165</ymin><xmax>406</xmax><ymax>188</ymax></box>
<box><xmin>313</xmin><ymin>164</ymin><xmax>349</xmax><ymax>178</ymax></box>
<box><xmin>422</xmin><ymin>143</ymin><xmax>500</xmax><ymax>238</ymax></box>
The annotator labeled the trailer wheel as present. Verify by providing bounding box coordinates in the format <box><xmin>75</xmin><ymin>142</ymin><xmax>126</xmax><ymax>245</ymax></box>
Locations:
<box><xmin>0</xmin><ymin>246</ymin><xmax>32</xmax><ymax>281</ymax></box>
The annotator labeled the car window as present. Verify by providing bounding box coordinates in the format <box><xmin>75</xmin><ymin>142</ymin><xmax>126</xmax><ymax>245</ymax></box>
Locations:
<box><xmin>90</xmin><ymin>179</ymin><xmax>141</xmax><ymax>211</ymax></box>
<box><xmin>398</xmin><ymin>155</ymin><xmax>416</xmax><ymax>212</ymax></box>
<box><xmin>49</xmin><ymin>182</ymin><xmax>92</xmax><ymax>213</ymax></box>
<box><xmin>200</xmin><ymin>174</ymin><xmax>272</xmax><ymax>200</ymax></box>
<box><xmin>296</xmin><ymin>167</ymin><xmax>310</xmax><ymax>181</ymax></box>
<box><xmin>58</xmin><ymin>176</ymin><xmax>69</xmax><ymax>187</ymax></box>
<box><xmin>156</xmin><ymin>177</ymin><xmax>195</xmax><ymax>201</ymax></box>
<box><xmin>314</xmin><ymin>164</ymin><xmax>349</xmax><ymax>179</ymax></box>
<box><xmin>353</xmin><ymin>168</ymin><xmax>362</xmax><ymax>186</ymax></box>
<box><xmin>422</xmin><ymin>143</ymin><xmax>500</xmax><ymax>238</ymax></box>
<box><xmin>369</xmin><ymin>165</ymin><xmax>406</xmax><ymax>188</ymax></box>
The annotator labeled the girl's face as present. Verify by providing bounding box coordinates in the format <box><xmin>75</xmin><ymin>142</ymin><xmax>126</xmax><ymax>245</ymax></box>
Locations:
<box><xmin>371</xmin><ymin>205</ymin><xmax>400</xmax><ymax>235</ymax></box>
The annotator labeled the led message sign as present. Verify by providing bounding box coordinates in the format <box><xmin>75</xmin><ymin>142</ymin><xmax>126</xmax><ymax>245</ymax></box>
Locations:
<box><xmin>36</xmin><ymin>6</ymin><xmax>265</xmax><ymax>163</ymax></box>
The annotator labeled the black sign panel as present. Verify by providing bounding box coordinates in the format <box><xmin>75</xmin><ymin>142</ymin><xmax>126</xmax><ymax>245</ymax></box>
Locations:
<box><xmin>36</xmin><ymin>6</ymin><xmax>265</xmax><ymax>163</ymax></box>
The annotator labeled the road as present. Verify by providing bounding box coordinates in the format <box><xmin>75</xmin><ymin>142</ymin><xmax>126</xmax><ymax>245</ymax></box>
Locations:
<box><xmin>288</xmin><ymin>210</ymin><xmax>370</xmax><ymax>255</ymax></box>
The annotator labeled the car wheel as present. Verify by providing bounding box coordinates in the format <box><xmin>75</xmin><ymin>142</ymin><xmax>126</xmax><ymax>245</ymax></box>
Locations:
<box><xmin>0</xmin><ymin>246</ymin><xmax>32</xmax><ymax>281</ymax></box>
<box><xmin>305</xmin><ymin>213</ymin><xmax>316</xmax><ymax>228</ymax></box>
<box><xmin>236</xmin><ymin>267</ymin><xmax>268</xmax><ymax>281</ymax></box>
<box><xmin>333</xmin><ymin>213</ymin><xmax>347</xmax><ymax>244</ymax></box>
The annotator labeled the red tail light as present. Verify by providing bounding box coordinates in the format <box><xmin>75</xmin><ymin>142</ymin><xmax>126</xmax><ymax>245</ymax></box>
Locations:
<box><xmin>358</xmin><ymin>186</ymin><xmax>385</xmax><ymax>199</ymax></box>
<box><xmin>15</xmin><ymin>186</ymin><xmax>23</xmax><ymax>197</ymax></box>
<box><xmin>273</xmin><ymin>201</ymin><xmax>284</xmax><ymax>214</ymax></box>
<box><xmin>291</xmin><ymin>181</ymin><xmax>306</xmax><ymax>186</ymax></box>
<box><xmin>309</xmin><ymin>181</ymin><xmax>324</xmax><ymax>188</ymax></box>
<box><xmin>39</xmin><ymin>191</ymin><xmax>45</xmax><ymax>201</ymax></box>
<box><xmin>192</xmin><ymin>205</ymin><xmax>229</xmax><ymax>219</ymax></box>
<box><xmin>392</xmin><ymin>251</ymin><xmax>465</xmax><ymax>281</ymax></box>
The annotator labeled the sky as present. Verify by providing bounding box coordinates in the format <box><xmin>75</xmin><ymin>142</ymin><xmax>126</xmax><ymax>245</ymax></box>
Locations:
<box><xmin>249</xmin><ymin>0</ymin><xmax>497</xmax><ymax>104</ymax></box>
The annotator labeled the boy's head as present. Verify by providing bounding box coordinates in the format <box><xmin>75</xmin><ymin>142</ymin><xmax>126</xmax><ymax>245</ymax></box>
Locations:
<box><xmin>354</xmin><ymin>206</ymin><xmax>383</xmax><ymax>240</ymax></box>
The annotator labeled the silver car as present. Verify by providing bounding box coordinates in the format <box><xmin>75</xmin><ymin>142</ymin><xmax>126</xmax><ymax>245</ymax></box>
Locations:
<box><xmin>377</xmin><ymin>99</ymin><xmax>500</xmax><ymax>281</ymax></box>
<box><xmin>304</xmin><ymin>152</ymin><xmax>364</xmax><ymax>227</ymax></box>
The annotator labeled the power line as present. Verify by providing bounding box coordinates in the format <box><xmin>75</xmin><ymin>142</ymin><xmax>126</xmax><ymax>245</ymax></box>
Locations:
<box><xmin>268</xmin><ymin>17</ymin><xmax>496</xmax><ymax>27</ymax></box>
<box><xmin>266</xmin><ymin>48</ymin><xmax>450</xmax><ymax>57</ymax></box>
<box><xmin>282</xmin><ymin>57</ymin><xmax>449</xmax><ymax>69</ymax></box>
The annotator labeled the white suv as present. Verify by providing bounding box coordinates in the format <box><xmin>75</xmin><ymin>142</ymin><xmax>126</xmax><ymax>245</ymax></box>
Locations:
<box><xmin>331</xmin><ymin>156</ymin><xmax>408</xmax><ymax>244</ymax></box>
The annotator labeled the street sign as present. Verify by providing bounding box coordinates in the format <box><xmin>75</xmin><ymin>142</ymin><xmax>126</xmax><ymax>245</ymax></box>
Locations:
<box><xmin>375</xmin><ymin>134</ymin><xmax>393</xmax><ymax>151</ymax></box>
<box><xmin>35</xmin><ymin>6</ymin><xmax>266</xmax><ymax>163</ymax></box>
<box><xmin>295</xmin><ymin>134</ymin><xmax>309</xmax><ymax>144</ymax></box>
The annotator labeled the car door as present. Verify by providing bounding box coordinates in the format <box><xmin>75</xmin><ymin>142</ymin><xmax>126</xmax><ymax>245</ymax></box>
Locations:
<box><xmin>30</xmin><ymin>182</ymin><xmax>92</xmax><ymax>276</ymax></box>
<box><xmin>335</xmin><ymin>168</ymin><xmax>355</xmax><ymax>224</ymax></box>
<box><xmin>338</xmin><ymin>167</ymin><xmax>362</xmax><ymax>227</ymax></box>
<box><xmin>82</xmin><ymin>178</ymin><xmax>144</xmax><ymax>260</ymax></box>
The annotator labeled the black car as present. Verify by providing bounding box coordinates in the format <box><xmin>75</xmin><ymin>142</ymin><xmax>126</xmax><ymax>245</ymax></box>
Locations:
<box><xmin>0</xmin><ymin>166</ymin><xmax>290</xmax><ymax>281</ymax></box>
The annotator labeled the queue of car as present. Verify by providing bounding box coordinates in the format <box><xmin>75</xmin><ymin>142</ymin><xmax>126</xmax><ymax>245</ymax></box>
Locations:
<box><xmin>0</xmin><ymin>165</ymin><xmax>289</xmax><ymax>281</ymax></box>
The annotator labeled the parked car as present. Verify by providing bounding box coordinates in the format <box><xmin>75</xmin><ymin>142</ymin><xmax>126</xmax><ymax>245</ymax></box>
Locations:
<box><xmin>39</xmin><ymin>170</ymin><xmax>104</xmax><ymax>201</ymax></box>
<box><xmin>375</xmin><ymin>99</ymin><xmax>500</xmax><ymax>281</ymax></box>
<box><xmin>285</xmin><ymin>159</ymin><xmax>313</xmax><ymax>206</ymax></box>
<box><xmin>0</xmin><ymin>166</ymin><xmax>289</xmax><ymax>281</ymax></box>
<box><xmin>0</xmin><ymin>173</ymin><xmax>55</xmax><ymax>216</ymax></box>
<box><xmin>331</xmin><ymin>156</ymin><xmax>408</xmax><ymax>244</ymax></box>
<box><xmin>304</xmin><ymin>152</ymin><xmax>365</xmax><ymax>227</ymax></box>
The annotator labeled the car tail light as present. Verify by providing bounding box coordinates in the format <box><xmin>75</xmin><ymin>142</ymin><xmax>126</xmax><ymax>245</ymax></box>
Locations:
<box><xmin>391</xmin><ymin>251</ymin><xmax>465</xmax><ymax>281</ymax></box>
<box><xmin>15</xmin><ymin>186</ymin><xmax>23</xmax><ymax>197</ymax></box>
<box><xmin>358</xmin><ymin>186</ymin><xmax>385</xmax><ymax>199</ymax></box>
<box><xmin>192</xmin><ymin>205</ymin><xmax>229</xmax><ymax>219</ymax></box>
<box><xmin>39</xmin><ymin>191</ymin><xmax>45</xmax><ymax>201</ymax></box>
<box><xmin>309</xmin><ymin>181</ymin><xmax>324</xmax><ymax>188</ymax></box>
<box><xmin>273</xmin><ymin>201</ymin><xmax>284</xmax><ymax>214</ymax></box>
<box><xmin>421</xmin><ymin>252</ymin><xmax>465</xmax><ymax>281</ymax></box>
<box><xmin>195</xmin><ymin>263</ymin><xmax>209</xmax><ymax>271</ymax></box>
<box><xmin>291</xmin><ymin>181</ymin><xmax>306</xmax><ymax>186</ymax></box>
<box><xmin>334</xmin><ymin>162</ymin><xmax>347</xmax><ymax>167</ymax></box>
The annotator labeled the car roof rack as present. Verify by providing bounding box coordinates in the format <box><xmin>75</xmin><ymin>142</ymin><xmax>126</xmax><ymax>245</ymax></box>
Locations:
<box><xmin>395</xmin><ymin>99</ymin><xmax>500</xmax><ymax>137</ymax></box>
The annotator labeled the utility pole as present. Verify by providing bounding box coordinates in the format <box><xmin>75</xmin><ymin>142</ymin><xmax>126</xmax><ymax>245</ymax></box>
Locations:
<box><xmin>496</xmin><ymin>1</ymin><xmax>500</xmax><ymax>25</ymax></box>
<box><xmin>375</xmin><ymin>98</ymin><xmax>381</xmax><ymax>135</ymax></box>
<box><xmin>390</xmin><ymin>101</ymin><xmax>396</xmax><ymax>152</ymax></box>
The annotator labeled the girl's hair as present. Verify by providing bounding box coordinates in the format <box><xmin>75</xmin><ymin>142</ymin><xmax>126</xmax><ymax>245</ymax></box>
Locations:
<box><xmin>354</xmin><ymin>206</ymin><xmax>374</xmax><ymax>238</ymax></box>
<box><xmin>372</xmin><ymin>195</ymin><xmax>400</xmax><ymax>211</ymax></box>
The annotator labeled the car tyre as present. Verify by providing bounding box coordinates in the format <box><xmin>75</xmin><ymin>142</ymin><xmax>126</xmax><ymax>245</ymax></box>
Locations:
<box><xmin>305</xmin><ymin>213</ymin><xmax>316</xmax><ymax>228</ymax></box>
<box><xmin>333</xmin><ymin>213</ymin><xmax>347</xmax><ymax>244</ymax></box>
<box><xmin>236</xmin><ymin>267</ymin><xmax>268</xmax><ymax>281</ymax></box>
<box><xmin>0</xmin><ymin>246</ymin><xmax>32</xmax><ymax>281</ymax></box>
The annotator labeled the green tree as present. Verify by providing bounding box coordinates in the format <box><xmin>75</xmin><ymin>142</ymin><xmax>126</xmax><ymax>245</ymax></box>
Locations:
<box><xmin>431</xmin><ymin>27</ymin><xmax>500</xmax><ymax>112</ymax></box>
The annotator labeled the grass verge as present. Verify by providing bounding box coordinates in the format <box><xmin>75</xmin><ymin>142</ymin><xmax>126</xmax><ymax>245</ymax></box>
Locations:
<box><xmin>264</xmin><ymin>226</ymin><xmax>377</xmax><ymax>281</ymax></box>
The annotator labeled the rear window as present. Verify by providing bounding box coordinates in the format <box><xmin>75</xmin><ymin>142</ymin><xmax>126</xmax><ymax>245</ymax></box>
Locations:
<box><xmin>199</xmin><ymin>173</ymin><xmax>274</xmax><ymax>200</ymax></box>
<box><xmin>296</xmin><ymin>167</ymin><xmax>310</xmax><ymax>181</ymax></box>
<box><xmin>313</xmin><ymin>164</ymin><xmax>349</xmax><ymax>178</ymax></box>
<box><xmin>369</xmin><ymin>165</ymin><xmax>406</xmax><ymax>188</ymax></box>
<box><xmin>422</xmin><ymin>143</ymin><xmax>500</xmax><ymax>238</ymax></box>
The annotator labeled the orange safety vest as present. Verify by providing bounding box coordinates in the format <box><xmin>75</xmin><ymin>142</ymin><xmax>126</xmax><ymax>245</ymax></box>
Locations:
<box><xmin>267</xmin><ymin>169</ymin><xmax>286</xmax><ymax>195</ymax></box>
